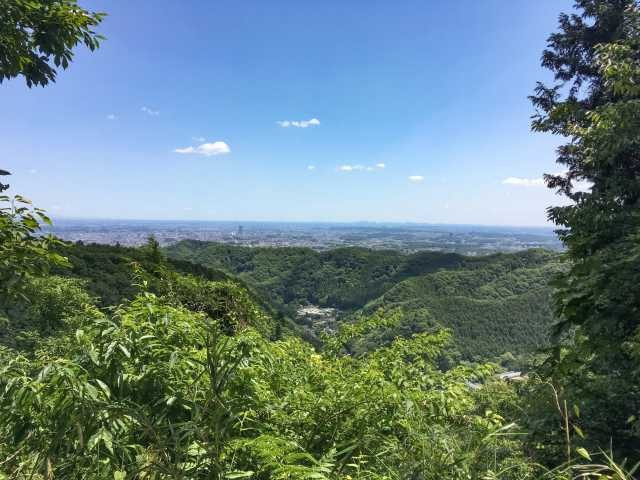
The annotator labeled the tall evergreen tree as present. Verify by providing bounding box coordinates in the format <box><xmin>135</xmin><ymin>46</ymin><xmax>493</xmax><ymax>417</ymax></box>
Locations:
<box><xmin>531</xmin><ymin>0</ymin><xmax>640</xmax><ymax>455</ymax></box>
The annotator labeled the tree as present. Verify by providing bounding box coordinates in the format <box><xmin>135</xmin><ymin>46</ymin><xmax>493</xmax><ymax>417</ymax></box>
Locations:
<box><xmin>530</xmin><ymin>0</ymin><xmax>640</xmax><ymax>456</ymax></box>
<box><xmin>143</xmin><ymin>235</ymin><xmax>164</xmax><ymax>265</ymax></box>
<box><xmin>0</xmin><ymin>1</ymin><xmax>104</xmax><ymax>301</ymax></box>
<box><xmin>0</xmin><ymin>0</ymin><xmax>105</xmax><ymax>88</ymax></box>
<box><xmin>0</xmin><ymin>184</ymin><xmax>69</xmax><ymax>308</ymax></box>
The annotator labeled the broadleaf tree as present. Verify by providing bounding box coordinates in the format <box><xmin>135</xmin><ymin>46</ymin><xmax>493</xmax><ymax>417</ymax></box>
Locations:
<box><xmin>0</xmin><ymin>0</ymin><xmax>105</xmax><ymax>88</ymax></box>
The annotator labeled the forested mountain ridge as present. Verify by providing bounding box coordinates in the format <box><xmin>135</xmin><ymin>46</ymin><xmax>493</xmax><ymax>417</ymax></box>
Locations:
<box><xmin>166</xmin><ymin>240</ymin><xmax>563</xmax><ymax>360</ymax></box>
<box><xmin>165</xmin><ymin>240</ymin><xmax>468</xmax><ymax>311</ymax></box>
<box><xmin>54</xmin><ymin>242</ymin><xmax>233</xmax><ymax>307</ymax></box>
<box><xmin>355</xmin><ymin>250</ymin><xmax>563</xmax><ymax>359</ymax></box>
<box><xmin>0</xmin><ymin>241</ymin><xmax>280</xmax><ymax>351</ymax></box>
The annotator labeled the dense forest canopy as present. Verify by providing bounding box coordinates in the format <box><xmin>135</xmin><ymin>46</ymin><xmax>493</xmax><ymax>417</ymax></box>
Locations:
<box><xmin>166</xmin><ymin>241</ymin><xmax>563</xmax><ymax>361</ymax></box>
<box><xmin>1</xmin><ymin>0</ymin><xmax>639</xmax><ymax>478</ymax></box>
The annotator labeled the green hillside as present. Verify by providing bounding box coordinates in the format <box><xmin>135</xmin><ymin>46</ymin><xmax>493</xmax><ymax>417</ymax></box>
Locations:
<box><xmin>356</xmin><ymin>250</ymin><xmax>564</xmax><ymax>359</ymax></box>
<box><xmin>166</xmin><ymin>240</ymin><xmax>563</xmax><ymax>360</ymax></box>
<box><xmin>166</xmin><ymin>240</ymin><xmax>476</xmax><ymax>310</ymax></box>
<box><xmin>1</xmin><ymin>240</ymin><xmax>279</xmax><ymax>352</ymax></box>
<box><xmin>53</xmin><ymin>242</ymin><xmax>233</xmax><ymax>307</ymax></box>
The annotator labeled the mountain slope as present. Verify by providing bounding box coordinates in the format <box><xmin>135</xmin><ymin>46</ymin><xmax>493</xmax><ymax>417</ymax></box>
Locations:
<box><xmin>356</xmin><ymin>251</ymin><xmax>563</xmax><ymax>359</ymax></box>
<box><xmin>166</xmin><ymin>241</ymin><xmax>563</xmax><ymax>359</ymax></box>
<box><xmin>165</xmin><ymin>241</ymin><xmax>469</xmax><ymax>311</ymax></box>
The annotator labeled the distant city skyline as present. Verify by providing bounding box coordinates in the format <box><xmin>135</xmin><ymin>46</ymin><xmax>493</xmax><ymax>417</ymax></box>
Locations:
<box><xmin>45</xmin><ymin>218</ymin><xmax>562</xmax><ymax>254</ymax></box>
<box><xmin>2</xmin><ymin>0</ymin><xmax>574</xmax><ymax>226</ymax></box>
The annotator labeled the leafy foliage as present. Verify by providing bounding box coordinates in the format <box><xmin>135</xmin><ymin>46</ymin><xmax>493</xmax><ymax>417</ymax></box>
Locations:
<box><xmin>0</xmin><ymin>0</ymin><xmax>105</xmax><ymax>87</ymax></box>
<box><xmin>529</xmin><ymin>0</ymin><xmax>640</xmax><ymax>458</ymax></box>
<box><xmin>0</xmin><ymin>290</ymin><xmax>531</xmax><ymax>479</ymax></box>
<box><xmin>0</xmin><ymin>191</ymin><xmax>68</xmax><ymax>308</ymax></box>
<box><xmin>52</xmin><ymin>240</ymin><xmax>233</xmax><ymax>308</ymax></box>
<box><xmin>0</xmin><ymin>275</ymin><xmax>97</xmax><ymax>351</ymax></box>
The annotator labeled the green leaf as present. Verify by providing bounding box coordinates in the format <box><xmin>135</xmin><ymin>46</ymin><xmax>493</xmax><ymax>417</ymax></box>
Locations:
<box><xmin>14</xmin><ymin>195</ymin><xmax>32</xmax><ymax>204</ymax></box>
<box><xmin>102</xmin><ymin>429</ymin><xmax>114</xmax><ymax>455</ymax></box>
<box><xmin>95</xmin><ymin>379</ymin><xmax>111</xmax><ymax>398</ymax></box>
<box><xmin>576</xmin><ymin>447</ymin><xmax>591</xmax><ymax>461</ymax></box>
<box><xmin>118</xmin><ymin>344</ymin><xmax>131</xmax><ymax>358</ymax></box>
<box><xmin>225</xmin><ymin>472</ymin><xmax>254</xmax><ymax>479</ymax></box>
<box><xmin>88</xmin><ymin>428</ymin><xmax>114</xmax><ymax>455</ymax></box>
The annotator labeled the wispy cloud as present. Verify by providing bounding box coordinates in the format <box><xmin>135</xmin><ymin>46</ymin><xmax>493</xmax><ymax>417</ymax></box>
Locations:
<box><xmin>28</xmin><ymin>168</ymin><xmax>37</xmax><ymax>174</ymax></box>
<box><xmin>307</xmin><ymin>165</ymin><xmax>316</xmax><ymax>171</ymax></box>
<box><xmin>501</xmin><ymin>177</ymin><xmax>545</xmax><ymax>187</ymax></box>
<box><xmin>277</xmin><ymin>118</ymin><xmax>320</xmax><ymax>128</ymax></box>
<box><xmin>338</xmin><ymin>163</ymin><xmax>385</xmax><ymax>172</ymax></box>
<box><xmin>192</xmin><ymin>136</ymin><xmax>205</xmax><ymax>142</ymax></box>
<box><xmin>408</xmin><ymin>175</ymin><xmax>424</xmax><ymax>182</ymax></box>
<box><xmin>338</xmin><ymin>164</ymin><xmax>365</xmax><ymax>172</ymax></box>
<box><xmin>141</xmin><ymin>106</ymin><xmax>160</xmax><ymax>116</ymax></box>
<box><xmin>106</xmin><ymin>114</ymin><xmax>116</xmax><ymax>120</ymax></box>
<box><xmin>502</xmin><ymin>173</ymin><xmax>593</xmax><ymax>193</ymax></box>
<box><xmin>174</xmin><ymin>141</ymin><xmax>231</xmax><ymax>157</ymax></box>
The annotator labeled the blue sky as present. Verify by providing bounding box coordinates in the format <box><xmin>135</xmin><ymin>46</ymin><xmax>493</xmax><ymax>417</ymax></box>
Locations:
<box><xmin>1</xmin><ymin>0</ymin><xmax>574</xmax><ymax>225</ymax></box>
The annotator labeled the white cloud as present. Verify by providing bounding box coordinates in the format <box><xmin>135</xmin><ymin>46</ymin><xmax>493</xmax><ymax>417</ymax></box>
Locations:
<box><xmin>307</xmin><ymin>165</ymin><xmax>316</xmax><ymax>171</ymax></box>
<box><xmin>106</xmin><ymin>114</ymin><xmax>116</xmax><ymax>120</ymax></box>
<box><xmin>502</xmin><ymin>177</ymin><xmax>545</xmax><ymax>187</ymax></box>
<box><xmin>503</xmin><ymin>173</ymin><xmax>593</xmax><ymax>193</ymax></box>
<box><xmin>408</xmin><ymin>175</ymin><xmax>424</xmax><ymax>182</ymax></box>
<box><xmin>174</xmin><ymin>141</ymin><xmax>231</xmax><ymax>157</ymax></box>
<box><xmin>277</xmin><ymin>118</ymin><xmax>320</xmax><ymax>128</ymax></box>
<box><xmin>338</xmin><ymin>164</ymin><xmax>366</xmax><ymax>172</ymax></box>
<box><xmin>141</xmin><ymin>106</ymin><xmax>160</xmax><ymax>116</ymax></box>
<box><xmin>339</xmin><ymin>163</ymin><xmax>387</xmax><ymax>173</ymax></box>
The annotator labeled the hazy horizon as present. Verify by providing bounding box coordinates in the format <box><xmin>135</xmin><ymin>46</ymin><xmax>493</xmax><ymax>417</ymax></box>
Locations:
<box><xmin>45</xmin><ymin>216</ymin><xmax>562</xmax><ymax>253</ymax></box>
<box><xmin>3</xmin><ymin>0</ymin><xmax>575</xmax><ymax>226</ymax></box>
<box><xmin>47</xmin><ymin>216</ymin><xmax>558</xmax><ymax>230</ymax></box>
